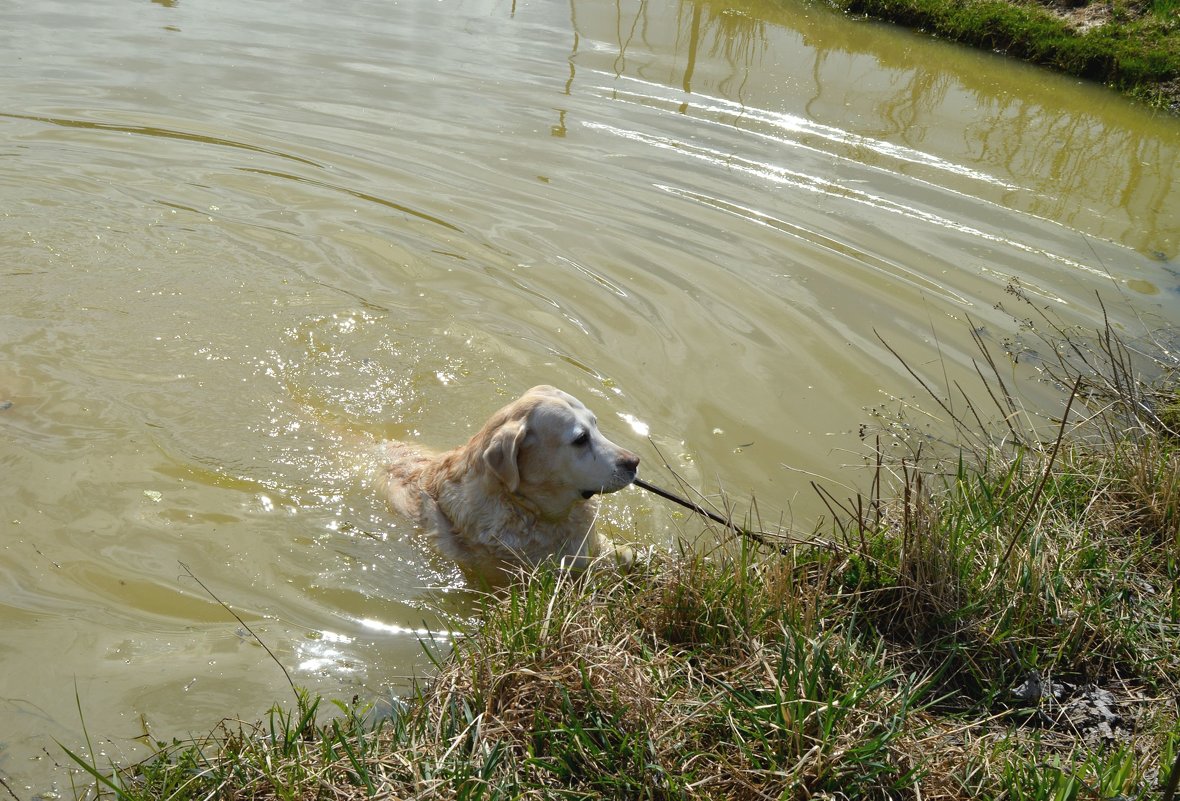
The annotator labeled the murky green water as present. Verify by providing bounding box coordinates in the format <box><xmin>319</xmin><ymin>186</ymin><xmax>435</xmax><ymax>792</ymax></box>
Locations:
<box><xmin>1</xmin><ymin>0</ymin><xmax>1177</xmax><ymax>792</ymax></box>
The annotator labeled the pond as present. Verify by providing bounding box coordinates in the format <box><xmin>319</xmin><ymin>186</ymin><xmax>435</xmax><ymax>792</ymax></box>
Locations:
<box><xmin>1</xmin><ymin>0</ymin><xmax>1177</xmax><ymax>792</ymax></box>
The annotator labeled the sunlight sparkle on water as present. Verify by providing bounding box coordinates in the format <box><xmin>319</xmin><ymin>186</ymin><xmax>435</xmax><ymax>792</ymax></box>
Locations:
<box><xmin>618</xmin><ymin>412</ymin><xmax>649</xmax><ymax>437</ymax></box>
<box><xmin>296</xmin><ymin>630</ymin><xmax>359</xmax><ymax>673</ymax></box>
<box><xmin>357</xmin><ymin>618</ymin><xmax>454</xmax><ymax>639</ymax></box>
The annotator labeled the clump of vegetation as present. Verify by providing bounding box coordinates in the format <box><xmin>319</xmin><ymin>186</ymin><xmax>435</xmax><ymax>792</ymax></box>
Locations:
<box><xmin>64</xmin><ymin>551</ymin><xmax>933</xmax><ymax>800</ymax></box>
<box><xmin>62</xmin><ymin>293</ymin><xmax>1180</xmax><ymax>799</ymax></box>
<box><xmin>827</xmin><ymin>0</ymin><xmax>1180</xmax><ymax>110</ymax></box>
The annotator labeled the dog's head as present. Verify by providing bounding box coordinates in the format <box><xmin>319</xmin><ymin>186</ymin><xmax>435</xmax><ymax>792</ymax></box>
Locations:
<box><xmin>479</xmin><ymin>385</ymin><xmax>640</xmax><ymax>518</ymax></box>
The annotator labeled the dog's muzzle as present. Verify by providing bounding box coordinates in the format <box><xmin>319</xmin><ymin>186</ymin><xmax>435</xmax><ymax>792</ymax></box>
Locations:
<box><xmin>581</xmin><ymin>453</ymin><xmax>640</xmax><ymax>500</ymax></box>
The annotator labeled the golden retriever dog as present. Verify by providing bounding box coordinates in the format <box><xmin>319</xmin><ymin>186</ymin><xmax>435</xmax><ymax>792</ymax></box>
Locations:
<box><xmin>378</xmin><ymin>385</ymin><xmax>640</xmax><ymax>585</ymax></box>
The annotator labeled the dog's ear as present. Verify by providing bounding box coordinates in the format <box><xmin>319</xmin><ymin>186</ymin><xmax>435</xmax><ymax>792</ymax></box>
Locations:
<box><xmin>483</xmin><ymin>419</ymin><xmax>527</xmax><ymax>491</ymax></box>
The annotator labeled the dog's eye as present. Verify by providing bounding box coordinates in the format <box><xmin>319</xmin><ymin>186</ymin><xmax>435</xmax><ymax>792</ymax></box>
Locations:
<box><xmin>572</xmin><ymin>431</ymin><xmax>590</xmax><ymax>447</ymax></box>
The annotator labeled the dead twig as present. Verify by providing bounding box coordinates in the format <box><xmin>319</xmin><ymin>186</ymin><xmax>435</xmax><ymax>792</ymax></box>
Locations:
<box><xmin>179</xmin><ymin>562</ymin><xmax>298</xmax><ymax>699</ymax></box>
<box><xmin>0</xmin><ymin>774</ymin><xmax>23</xmax><ymax>801</ymax></box>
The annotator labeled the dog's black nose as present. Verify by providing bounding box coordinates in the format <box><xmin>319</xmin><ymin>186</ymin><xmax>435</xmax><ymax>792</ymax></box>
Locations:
<box><xmin>620</xmin><ymin>452</ymin><xmax>640</xmax><ymax>472</ymax></box>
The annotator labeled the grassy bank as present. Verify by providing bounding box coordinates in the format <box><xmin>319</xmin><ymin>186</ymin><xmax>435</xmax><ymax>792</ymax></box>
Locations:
<box><xmin>65</xmin><ymin>303</ymin><xmax>1180</xmax><ymax>800</ymax></box>
<box><xmin>823</xmin><ymin>0</ymin><xmax>1180</xmax><ymax>111</ymax></box>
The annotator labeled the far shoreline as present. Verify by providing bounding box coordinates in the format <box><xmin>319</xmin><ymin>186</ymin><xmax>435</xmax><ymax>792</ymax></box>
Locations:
<box><xmin>821</xmin><ymin>0</ymin><xmax>1180</xmax><ymax>112</ymax></box>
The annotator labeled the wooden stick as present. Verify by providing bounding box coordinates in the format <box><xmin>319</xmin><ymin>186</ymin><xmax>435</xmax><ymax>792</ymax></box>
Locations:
<box><xmin>633</xmin><ymin>477</ymin><xmax>737</xmax><ymax>530</ymax></box>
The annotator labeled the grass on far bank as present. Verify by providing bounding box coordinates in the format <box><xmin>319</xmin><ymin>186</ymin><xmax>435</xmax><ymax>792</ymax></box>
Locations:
<box><xmin>62</xmin><ymin>290</ymin><xmax>1180</xmax><ymax>800</ymax></box>
<box><xmin>824</xmin><ymin>0</ymin><xmax>1180</xmax><ymax>111</ymax></box>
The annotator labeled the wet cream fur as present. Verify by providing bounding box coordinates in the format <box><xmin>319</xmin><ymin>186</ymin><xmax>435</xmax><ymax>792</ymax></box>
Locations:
<box><xmin>379</xmin><ymin>385</ymin><xmax>640</xmax><ymax>586</ymax></box>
